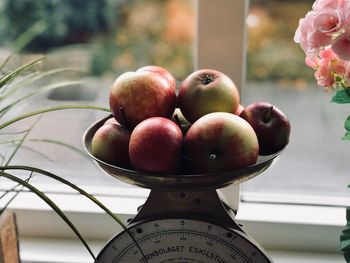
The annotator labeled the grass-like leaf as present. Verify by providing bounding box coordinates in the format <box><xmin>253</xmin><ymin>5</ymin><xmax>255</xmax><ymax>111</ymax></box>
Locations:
<box><xmin>0</xmin><ymin>20</ymin><xmax>47</xmax><ymax>71</ymax></box>
<box><xmin>27</xmin><ymin>138</ymin><xmax>88</xmax><ymax>158</ymax></box>
<box><xmin>0</xmin><ymin>165</ymin><xmax>127</xmax><ymax>230</ymax></box>
<box><xmin>1</xmin><ymin>67</ymin><xmax>82</xmax><ymax>99</ymax></box>
<box><xmin>0</xmin><ymin>173</ymin><xmax>33</xmax><ymax>215</ymax></box>
<box><xmin>4</xmin><ymin>117</ymin><xmax>41</xmax><ymax>166</ymax></box>
<box><xmin>0</xmin><ymin>80</ymin><xmax>83</xmax><ymax>118</ymax></box>
<box><xmin>0</xmin><ymin>165</ymin><xmax>146</xmax><ymax>258</ymax></box>
<box><xmin>0</xmin><ymin>104</ymin><xmax>110</xmax><ymax>130</ymax></box>
<box><xmin>341</xmin><ymin>208</ymin><xmax>350</xmax><ymax>262</ymax></box>
<box><xmin>0</xmin><ymin>57</ymin><xmax>44</xmax><ymax>89</ymax></box>
<box><xmin>0</xmin><ymin>170</ymin><xmax>96</xmax><ymax>261</ymax></box>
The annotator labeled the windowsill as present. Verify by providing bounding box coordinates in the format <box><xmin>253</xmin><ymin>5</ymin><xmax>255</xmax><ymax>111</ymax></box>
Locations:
<box><xmin>19</xmin><ymin>238</ymin><xmax>345</xmax><ymax>263</ymax></box>
<box><xmin>1</xmin><ymin>184</ymin><xmax>346</xmax><ymax>262</ymax></box>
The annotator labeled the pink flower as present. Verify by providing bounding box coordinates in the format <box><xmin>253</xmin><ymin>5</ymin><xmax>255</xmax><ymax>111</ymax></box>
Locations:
<box><xmin>344</xmin><ymin>62</ymin><xmax>350</xmax><ymax>83</ymax></box>
<box><xmin>332</xmin><ymin>32</ymin><xmax>350</xmax><ymax>60</ymax></box>
<box><xmin>311</xmin><ymin>47</ymin><xmax>347</xmax><ymax>87</ymax></box>
<box><xmin>343</xmin><ymin>1</ymin><xmax>350</xmax><ymax>24</ymax></box>
<box><xmin>314</xmin><ymin>58</ymin><xmax>335</xmax><ymax>87</ymax></box>
<box><xmin>294</xmin><ymin>7</ymin><xmax>344</xmax><ymax>54</ymax></box>
<box><xmin>313</xmin><ymin>0</ymin><xmax>344</xmax><ymax>10</ymax></box>
<box><xmin>306</xmin><ymin>56</ymin><xmax>318</xmax><ymax>69</ymax></box>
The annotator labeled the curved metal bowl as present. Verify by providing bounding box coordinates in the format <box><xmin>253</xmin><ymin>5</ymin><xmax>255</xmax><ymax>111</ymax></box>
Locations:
<box><xmin>83</xmin><ymin>115</ymin><xmax>285</xmax><ymax>191</ymax></box>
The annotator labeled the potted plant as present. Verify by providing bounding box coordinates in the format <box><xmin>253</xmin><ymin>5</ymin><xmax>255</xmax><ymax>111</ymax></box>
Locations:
<box><xmin>0</xmin><ymin>47</ymin><xmax>128</xmax><ymax>262</ymax></box>
<box><xmin>294</xmin><ymin>0</ymin><xmax>350</xmax><ymax>261</ymax></box>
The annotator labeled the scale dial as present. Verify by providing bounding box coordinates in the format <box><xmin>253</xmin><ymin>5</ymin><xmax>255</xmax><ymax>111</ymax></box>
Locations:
<box><xmin>97</xmin><ymin>218</ymin><xmax>272</xmax><ymax>263</ymax></box>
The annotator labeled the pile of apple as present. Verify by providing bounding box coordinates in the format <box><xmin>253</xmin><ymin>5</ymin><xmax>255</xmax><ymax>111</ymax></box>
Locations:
<box><xmin>91</xmin><ymin>66</ymin><xmax>291</xmax><ymax>175</ymax></box>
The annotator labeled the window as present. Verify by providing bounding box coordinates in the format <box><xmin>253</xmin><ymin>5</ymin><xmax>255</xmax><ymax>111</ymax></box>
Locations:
<box><xmin>0</xmin><ymin>0</ymin><xmax>346</xmax><ymax>262</ymax></box>
<box><xmin>241</xmin><ymin>0</ymin><xmax>350</xmax><ymax>207</ymax></box>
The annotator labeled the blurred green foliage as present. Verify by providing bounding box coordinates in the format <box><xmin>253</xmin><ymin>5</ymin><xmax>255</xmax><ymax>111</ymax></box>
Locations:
<box><xmin>0</xmin><ymin>0</ymin><xmax>122</xmax><ymax>52</ymax></box>
<box><xmin>247</xmin><ymin>0</ymin><xmax>314</xmax><ymax>83</ymax></box>
<box><xmin>0</xmin><ymin>0</ymin><xmax>312</xmax><ymax>83</ymax></box>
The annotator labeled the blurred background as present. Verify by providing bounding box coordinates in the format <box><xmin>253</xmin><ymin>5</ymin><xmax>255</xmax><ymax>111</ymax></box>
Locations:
<box><xmin>0</xmin><ymin>0</ymin><xmax>348</xmax><ymax>207</ymax></box>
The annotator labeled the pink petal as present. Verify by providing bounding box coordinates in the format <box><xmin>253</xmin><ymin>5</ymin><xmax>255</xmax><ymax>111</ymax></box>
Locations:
<box><xmin>332</xmin><ymin>33</ymin><xmax>350</xmax><ymax>60</ymax></box>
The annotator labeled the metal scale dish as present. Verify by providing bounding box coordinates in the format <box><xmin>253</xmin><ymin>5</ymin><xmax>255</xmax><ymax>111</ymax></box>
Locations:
<box><xmin>83</xmin><ymin>116</ymin><xmax>284</xmax><ymax>263</ymax></box>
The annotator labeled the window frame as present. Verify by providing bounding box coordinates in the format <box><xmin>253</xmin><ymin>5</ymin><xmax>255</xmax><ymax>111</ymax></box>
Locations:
<box><xmin>0</xmin><ymin>0</ymin><xmax>346</xmax><ymax>262</ymax></box>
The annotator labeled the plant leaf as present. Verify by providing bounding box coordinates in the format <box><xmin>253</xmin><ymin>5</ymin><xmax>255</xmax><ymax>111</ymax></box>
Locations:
<box><xmin>341</xmin><ymin>208</ymin><xmax>350</xmax><ymax>262</ymax></box>
<box><xmin>0</xmin><ymin>57</ymin><xmax>44</xmax><ymax>89</ymax></box>
<box><xmin>331</xmin><ymin>89</ymin><xmax>350</xmax><ymax>104</ymax></box>
<box><xmin>0</xmin><ymin>165</ymin><xmax>127</xmax><ymax>229</ymax></box>
<box><xmin>341</xmin><ymin>116</ymin><xmax>350</xmax><ymax>140</ymax></box>
<box><xmin>0</xmin><ymin>80</ymin><xmax>83</xmax><ymax>118</ymax></box>
<box><xmin>0</xmin><ymin>165</ymin><xmax>146</xmax><ymax>257</ymax></box>
<box><xmin>4</xmin><ymin>116</ymin><xmax>41</xmax><ymax>166</ymax></box>
<box><xmin>1</xmin><ymin>67</ymin><xmax>82</xmax><ymax>99</ymax></box>
<box><xmin>0</xmin><ymin>104</ymin><xmax>110</xmax><ymax>130</ymax></box>
<box><xmin>342</xmin><ymin>132</ymin><xmax>350</xmax><ymax>141</ymax></box>
<box><xmin>0</xmin><ymin>173</ymin><xmax>33</xmax><ymax>215</ymax></box>
<box><xmin>0</xmin><ymin>171</ymin><xmax>96</xmax><ymax>261</ymax></box>
<box><xmin>28</xmin><ymin>138</ymin><xmax>88</xmax><ymax>159</ymax></box>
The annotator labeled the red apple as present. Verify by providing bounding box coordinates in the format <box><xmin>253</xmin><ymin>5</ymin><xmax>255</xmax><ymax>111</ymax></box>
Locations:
<box><xmin>137</xmin><ymin>65</ymin><xmax>177</xmax><ymax>90</ymax></box>
<box><xmin>91</xmin><ymin>122</ymin><xmax>131</xmax><ymax>168</ymax></box>
<box><xmin>109</xmin><ymin>70</ymin><xmax>177</xmax><ymax>128</ymax></box>
<box><xmin>182</xmin><ymin>112</ymin><xmax>259</xmax><ymax>173</ymax></box>
<box><xmin>129</xmin><ymin>117</ymin><xmax>183</xmax><ymax>174</ymax></box>
<box><xmin>104</xmin><ymin>116</ymin><xmax>119</xmax><ymax>125</ymax></box>
<box><xmin>239</xmin><ymin>102</ymin><xmax>291</xmax><ymax>155</ymax></box>
<box><xmin>234</xmin><ymin>104</ymin><xmax>245</xmax><ymax>116</ymax></box>
<box><xmin>178</xmin><ymin>69</ymin><xmax>240</xmax><ymax>123</ymax></box>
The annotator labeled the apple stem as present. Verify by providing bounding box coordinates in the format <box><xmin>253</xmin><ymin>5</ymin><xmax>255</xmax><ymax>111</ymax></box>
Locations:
<box><xmin>119</xmin><ymin>107</ymin><xmax>129</xmax><ymax>129</ymax></box>
<box><xmin>201</xmin><ymin>74</ymin><xmax>215</xmax><ymax>85</ymax></box>
<box><xmin>209</xmin><ymin>153</ymin><xmax>217</xmax><ymax>160</ymax></box>
<box><xmin>173</xmin><ymin>114</ymin><xmax>181</xmax><ymax>127</ymax></box>
<box><xmin>264</xmin><ymin>106</ymin><xmax>274</xmax><ymax>123</ymax></box>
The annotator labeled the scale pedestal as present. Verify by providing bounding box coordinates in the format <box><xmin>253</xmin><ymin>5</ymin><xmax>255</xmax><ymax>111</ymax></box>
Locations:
<box><xmin>84</xmin><ymin>117</ymin><xmax>283</xmax><ymax>263</ymax></box>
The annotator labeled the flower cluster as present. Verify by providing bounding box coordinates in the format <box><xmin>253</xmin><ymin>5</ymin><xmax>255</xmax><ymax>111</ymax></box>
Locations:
<box><xmin>294</xmin><ymin>0</ymin><xmax>350</xmax><ymax>90</ymax></box>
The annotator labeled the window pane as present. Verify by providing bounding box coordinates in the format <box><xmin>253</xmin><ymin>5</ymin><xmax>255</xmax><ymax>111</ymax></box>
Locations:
<box><xmin>0</xmin><ymin>0</ymin><xmax>195</xmax><ymax>189</ymax></box>
<box><xmin>242</xmin><ymin>0</ymin><xmax>350</xmax><ymax>206</ymax></box>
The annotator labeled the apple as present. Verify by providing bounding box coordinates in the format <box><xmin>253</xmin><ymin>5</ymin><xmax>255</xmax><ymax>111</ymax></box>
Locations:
<box><xmin>178</xmin><ymin>69</ymin><xmax>240</xmax><ymax>123</ymax></box>
<box><xmin>239</xmin><ymin>101</ymin><xmax>291</xmax><ymax>155</ymax></box>
<box><xmin>109</xmin><ymin>70</ymin><xmax>177</xmax><ymax>128</ymax></box>
<box><xmin>182</xmin><ymin>112</ymin><xmax>259</xmax><ymax>173</ymax></box>
<box><xmin>137</xmin><ymin>65</ymin><xmax>177</xmax><ymax>90</ymax></box>
<box><xmin>91</xmin><ymin>122</ymin><xmax>131</xmax><ymax>168</ymax></box>
<box><xmin>104</xmin><ymin>116</ymin><xmax>119</xmax><ymax>125</ymax></box>
<box><xmin>129</xmin><ymin>117</ymin><xmax>183</xmax><ymax>174</ymax></box>
<box><xmin>234</xmin><ymin>104</ymin><xmax>245</xmax><ymax>116</ymax></box>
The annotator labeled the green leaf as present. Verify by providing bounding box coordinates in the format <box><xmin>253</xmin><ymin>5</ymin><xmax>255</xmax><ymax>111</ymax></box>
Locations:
<box><xmin>341</xmin><ymin>208</ymin><xmax>350</xmax><ymax>262</ymax></box>
<box><xmin>0</xmin><ymin>104</ymin><xmax>110</xmax><ymax>130</ymax></box>
<box><xmin>0</xmin><ymin>171</ymin><xmax>96</xmax><ymax>261</ymax></box>
<box><xmin>341</xmin><ymin>116</ymin><xmax>350</xmax><ymax>140</ymax></box>
<box><xmin>345</xmin><ymin>116</ymin><xmax>350</xmax><ymax>131</ymax></box>
<box><xmin>0</xmin><ymin>57</ymin><xmax>44</xmax><ymax>89</ymax></box>
<box><xmin>0</xmin><ymin>165</ymin><xmax>127</xmax><ymax>229</ymax></box>
<box><xmin>343</xmin><ymin>132</ymin><xmax>350</xmax><ymax>140</ymax></box>
<box><xmin>1</xmin><ymin>67</ymin><xmax>82</xmax><ymax>99</ymax></box>
<box><xmin>0</xmin><ymin>173</ymin><xmax>32</xmax><ymax>215</ymax></box>
<box><xmin>4</xmin><ymin>116</ymin><xmax>41</xmax><ymax>166</ymax></box>
<box><xmin>331</xmin><ymin>89</ymin><xmax>350</xmax><ymax>104</ymax></box>
<box><xmin>0</xmin><ymin>80</ymin><xmax>83</xmax><ymax>117</ymax></box>
<box><xmin>0</xmin><ymin>165</ymin><xmax>146</xmax><ymax>257</ymax></box>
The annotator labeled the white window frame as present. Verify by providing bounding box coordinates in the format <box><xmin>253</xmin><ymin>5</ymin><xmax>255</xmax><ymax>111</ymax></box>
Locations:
<box><xmin>0</xmin><ymin>0</ymin><xmax>346</xmax><ymax>262</ymax></box>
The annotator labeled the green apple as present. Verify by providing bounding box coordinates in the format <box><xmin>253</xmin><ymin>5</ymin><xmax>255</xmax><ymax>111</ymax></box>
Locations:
<box><xmin>178</xmin><ymin>69</ymin><xmax>240</xmax><ymax>123</ymax></box>
<box><xmin>91</xmin><ymin>122</ymin><xmax>131</xmax><ymax>168</ymax></box>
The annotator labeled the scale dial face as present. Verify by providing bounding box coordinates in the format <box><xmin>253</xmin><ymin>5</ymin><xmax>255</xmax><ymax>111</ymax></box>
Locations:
<box><xmin>97</xmin><ymin>218</ymin><xmax>272</xmax><ymax>263</ymax></box>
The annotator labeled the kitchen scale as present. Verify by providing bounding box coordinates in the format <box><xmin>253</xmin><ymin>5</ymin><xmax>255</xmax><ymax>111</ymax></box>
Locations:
<box><xmin>83</xmin><ymin>116</ymin><xmax>284</xmax><ymax>263</ymax></box>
